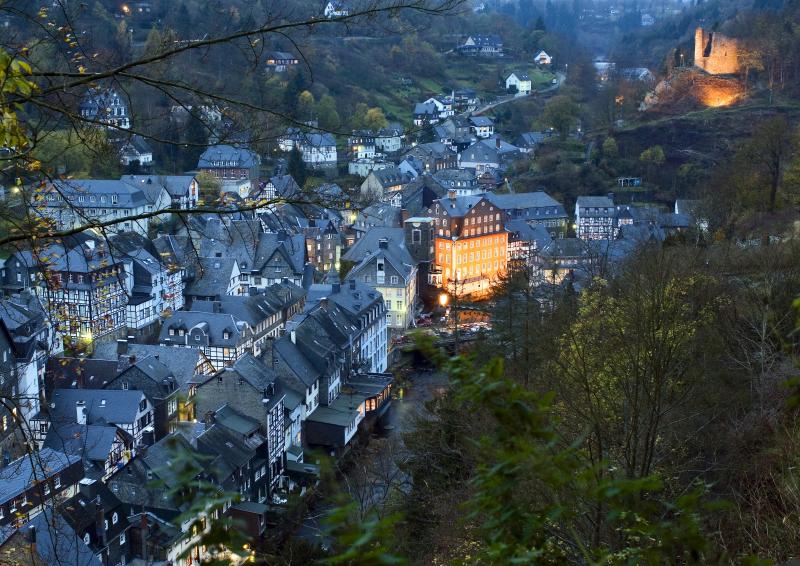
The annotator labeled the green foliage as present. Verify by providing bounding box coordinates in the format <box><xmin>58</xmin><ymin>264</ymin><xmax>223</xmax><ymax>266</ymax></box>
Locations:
<box><xmin>410</xmin><ymin>343</ymin><xmax>720</xmax><ymax>564</ymax></box>
<box><xmin>602</xmin><ymin>136</ymin><xmax>619</xmax><ymax>158</ymax></box>
<box><xmin>639</xmin><ymin>145</ymin><xmax>666</xmax><ymax>166</ymax></box>
<box><xmin>288</xmin><ymin>146</ymin><xmax>308</xmax><ymax>189</ymax></box>
<box><xmin>152</xmin><ymin>436</ymin><xmax>250</xmax><ymax>565</ymax></box>
<box><xmin>196</xmin><ymin>171</ymin><xmax>221</xmax><ymax>205</ymax></box>
<box><xmin>0</xmin><ymin>49</ymin><xmax>33</xmax><ymax>151</ymax></box>
<box><xmin>321</xmin><ymin>501</ymin><xmax>406</xmax><ymax>566</ymax></box>
<box><xmin>317</xmin><ymin>94</ymin><xmax>341</xmax><ymax>131</ymax></box>
<box><xmin>540</xmin><ymin>95</ymin><xmax>579</xmax><ymax>139</ymax></box>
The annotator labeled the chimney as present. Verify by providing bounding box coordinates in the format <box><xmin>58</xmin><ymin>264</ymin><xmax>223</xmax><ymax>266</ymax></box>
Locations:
<box><xmin>332</xmin><ymin>280</ymin><xmax>341</xmax><ymax>294</ymax></box>
<box><xmin>349</xmin><ymin>279</ymin><xmax>356</xmax><ymax>290</ymax></box>
<box><xmin>448</xmin><ymin>189</ymin><xmax>457</xmax><ymax>201</ymax></box>
<box><xmin>129</xmin><ymin>355</ymin><xmax>136</xmax><ymax>365</ymax></box>
<box><xmin>607</xmin><ymin>192</ymin><xmax>615</xmax><ymax>203</ymax></box>
<box><xmin>76</xmin><ymin>400</ymin><xmax>87</xmax><ymax>425</ymax></box>
<box><xmin>116</xmin><ymin>339</ymin><xmax>128</xmax><ymax>356</ymax></box>
<box><xmin>79</xmin><ymin>478</ymin><xmax>97</xmax><ymax>500</ymax></box>
<box><xmin>141</xmin><ymin>428</ymin><xmax>155</xmax><ymax>446</ymax></box>
<box><xmin>96</xmin><ymin>499</ymin><xmax>106</xmax><ymax>547</ymax></box>
<box><xmin>378</xmin><ymin>238</ymin><xmax>389</xmax><ymax>250</ymax></box>
<box><xmin>26</xmin><ymin>524</ymin><xmax>36</xmax><ymax>551</ymax></box>
<box><xmin>127</xmin><ymin>335</ymin><xmax>135</xmax><ymax>344</ymax></box>
<box><xmin>154</xmin><ymin>353</ymin><xmax>159</xmax><ymax>360</ymax></box>
<box><xmin>401</xmin><ymin>208</ymin><xmax>410</xmax><ymax>224</ymax></box>
<box><xmin>320</xmin><ymin>297</ymin><xmax>329</xmax><ymax>309</ymax></box>
<box><xmin>290</xmin><ymin>329</ymin><xmax>296</xmax><ymax>344</ymax></box>
<box><xmin>203</xmin><ymin>410</ymin><xmax>215</xmax><ymax>430</ymax></box>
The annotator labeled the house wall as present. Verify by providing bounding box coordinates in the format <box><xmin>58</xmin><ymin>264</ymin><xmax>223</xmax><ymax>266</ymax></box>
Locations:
<box><xmin>195</xmin><ymin>375</ymin><xmax>270</xmax><ymax>430</ymax></box>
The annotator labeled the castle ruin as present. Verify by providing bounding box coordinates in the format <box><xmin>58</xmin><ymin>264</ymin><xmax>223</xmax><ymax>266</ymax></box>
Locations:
<box><xmin>694</xmin><ymin>27</ymin><xmax>739</xmax><ymax>75</ymax></box>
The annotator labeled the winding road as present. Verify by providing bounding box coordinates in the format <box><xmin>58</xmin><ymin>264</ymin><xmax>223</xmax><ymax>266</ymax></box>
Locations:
<box><xmin>472</xmin><ymin>71</ymin><xmax>566</xmax><ymax>115</ymax></box>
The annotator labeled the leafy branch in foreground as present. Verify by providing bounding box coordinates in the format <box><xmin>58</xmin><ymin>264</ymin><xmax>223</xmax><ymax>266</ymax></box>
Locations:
<box><xmin>408</xmin><ymin>339</ymin><xmax>742</xmax><ymax>565</ymax></box>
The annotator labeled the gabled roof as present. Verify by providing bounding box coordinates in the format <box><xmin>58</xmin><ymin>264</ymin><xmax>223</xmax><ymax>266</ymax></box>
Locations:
<box><xmin>49</xmin><ymin>389</ymin><xmax>146</xmax><ymax>426</ymax></box>
<box><xmin>274</xmin><ymin>336</ymin><xmax>321</xmax><ymax>391</ymax></box>
<box><xmin>469</xmin><ymin>116</ymin><xmax>494</xmax><ymax>127</ymax></box>
<box><xmin>576</xmin><ymin>195</ymin><xmax>614</xmax><ymax>208</ymax></box>
<box><xmin>485</xmin><ymin>191</ymin><xmax>565</xmax><ymax>212</ymax></box>
<box><xmin>433</xmin><ymin>194</ymin><xmax>483</xmax><ymax>217</ymax></box>
<box><xmin>0</xmin><ymin>448</ymin><xmax>80</xmax><ymax>502</ymax></box>
<box><xmin>44</xmin><ymin>423</ymin><xmax>121</xmax><ymax>463</ymax></box>
<box><xmin>92</xmin><ymin>343</ymin><xmax>201</xmax><ymax>390</ymax></box>
<box><xmin>0</xmin><ymin>506</ymin><xmax>102</xmax><ymax>566</ymax></box>
<box><xmin>343</xmin><ymin>227</ymin><xmax>406</xmax><ymax>262</ymax></box>
<box><xmin>185</xmin><ymin>257</ymin><xmax>238</xmax><ymax>297</ymax></box>
<box><xmin>198</xmin><ymin>144</ymin><xmax>260</xmax><ymax>169</ymax></box>
<box><xmin>159</xmin><ymin>311</ymin><xmax>247</xmax><ymax>347</ymax></box>
<box><xmin>347</xmin><ymin>245</ymin><xmax>416</xmax><ymax>282</ymax></box>
<box><xmin>506</xmin><ymin>219</ymin><xmax>553</xmax><ymax>248</ymax></box>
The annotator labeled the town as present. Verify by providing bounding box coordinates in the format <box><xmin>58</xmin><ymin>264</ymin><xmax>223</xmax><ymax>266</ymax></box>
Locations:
<box><xmin>0</xmin><ymin>0</ymin><xmax>799</xmax><ymax>564</ymax></box>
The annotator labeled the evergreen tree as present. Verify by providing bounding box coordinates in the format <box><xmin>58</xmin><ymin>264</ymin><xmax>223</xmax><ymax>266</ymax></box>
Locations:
<box><xmin>288</xmin><ymin>146</ymin><xmax>307</xmax><ymax>189</ymax></box>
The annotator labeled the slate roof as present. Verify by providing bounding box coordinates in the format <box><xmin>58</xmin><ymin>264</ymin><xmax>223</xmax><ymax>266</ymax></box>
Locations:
<box><xmin>434</xmin><ymin>194</ymin><xmax>483</xmax><ymax>217</ymax></box>
<box><xmin>46</xmin><ymin>357</ymin><xmax>120</xmax><ymax>391</ymax></box>
<box><xmin>214</xmin><ymin>405</ymin><xmax>260</xmax><ymax>436</ymax></box>
<box><xmin>45</xmin><ymin>179</ymin><xmax>148</xmax><ymax>209</ymax></box>
<box><xmin>541</xmin><ymin>238</ymin><xmax>600</xmax><ymax>259</ymax></box>
<box><xmin>306</xmin><ymin>393</ymin><xmax>367</xmax><ymax>427</ymax></box>
<box><xmin>220</xmin><ymin>353</ymin><xmax>280</xmax><ymax>392</ymax></box>
<box><xmin>305</xmin><ymin>279</ymin><xmax>383</xmax><ymax>318</ymax></box>
<box><xmin>92</xmin><ymin>343</ymin><xmax>201</xmax><ymax>390</ymax></box>
<box><xmin>0</xmin><ymin>506</ymin><xmax>102</xmax><ymax>566</ymax></box>
<box><xmin>459</xmin><ymin>137</ymin><xmax>519</xmax><ymax>165</ymax></box>
<box><xmin>506</xmin><ymin>219</ymin><xmax>553</xmax><ymax>248</ymax></box>
<box><xmin>126</xmin><ymin>174</ymin><xmax>195</xmax><ymax>199</ymax></box>
<box><xmin>60</xmin><ymin>480</ymin><xmax>128</xmax><ymax>539</ymax></box>
<box><xmin>267</xmin><ymin>175</ymin><xmax>300</xmax><ymax>198</ymax></box>
<box><xmin>516</xmin><ymin>131</ymin><xmax>553</xmax><ymax>147</ymax></box>
<box><xmin>414</xmin><ymin>102</ymin><xmax>438</xmax><ymax>116</ymax></box>
<box><xmin>43</xmin><ymin>423</ymin><xmax>121</xmax><ymax>463</ymax></box>
<box><xmin>469</xmin><ymin>116</ymin><xmax>494</xmax><ymax>127</ymax></box>
<box><xmin>273</xmin><ymin>336</ymin><xmax>321</xmax><ymax>392</ymax></box>
<box><xmin>485</xmin><ymin>191</ymin><xmax>567</xmax><ymax>216</ymax></box>
<box><xmin>343</xmin><ymin>227</ymin><xmax>406</xmax><ymax>262</ymax></box>
<box><xmin>0</xmin><ymin>448</ymin><xmax>80</xmax><ymax>501</ymax></box>
<box><xmin>185</xmin><ymin>257</ymin><xmax>238</xmax><ymax>297</ymax></box>
<box><xmin>576</xmin><ymin>195</ymin><xmax>615</xmax><ymax>208</ymax></box>
<box><xmin>49</xmin><ymin>389</ymin><xmax>146</xmax><ymax>425</ymax></box>
<box><xmin>370</xmin><ymin>166</ymin><xmax>410</xmax><ymax>188</ymax></box>
<box><xmin>354</xmin><ymin>203</ymin><xmax>401</xmax><ymax>234</ymax></box>
<box><xmin>283</xmin><ymin>129</ymin><xmax>336</xmax><ymax>148</ymax></box>
<box><xmin>159</xmin><ymin>311</ymin><xmax>247</xmax><ymax>347</ymax></box>
<box><xmin>198</xmin><ymin>144</ymin><xmax>260</xmax><ymax>169</ymax></box>
<box><xmin>202</xmin><ymin>280</ymin><xmax>304</xmax><ymax>318</ymax></box>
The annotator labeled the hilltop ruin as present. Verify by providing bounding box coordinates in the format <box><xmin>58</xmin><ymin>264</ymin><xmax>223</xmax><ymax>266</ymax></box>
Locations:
<box><xmin>694</xmin><ymin>27</ymin><xmax>740</xmax><ymax>75</ymax></box>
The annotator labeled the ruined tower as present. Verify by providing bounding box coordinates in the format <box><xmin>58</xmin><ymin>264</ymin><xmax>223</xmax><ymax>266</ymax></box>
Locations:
<box><xmin>694</xmin><ymin>27</ymin><xmax>740</xmax><ymax>75</ymax></box>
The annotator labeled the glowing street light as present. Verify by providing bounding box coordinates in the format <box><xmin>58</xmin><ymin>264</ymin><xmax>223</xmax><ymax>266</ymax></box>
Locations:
<box><xmin>438</xmin><ymin>293</ymin><xmax>449</xmax><ymax>307</ymax></box>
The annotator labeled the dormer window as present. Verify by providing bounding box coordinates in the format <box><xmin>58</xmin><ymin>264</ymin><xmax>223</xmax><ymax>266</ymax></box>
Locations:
<box><xmin>223</xmin><ymin>331</ymin><xmax>230</xmax><ymax>340</ymax></box>
<box><xmin>195</xmin><ymin>334</ymin><xmax>200</xmax><ymax>341</ymax></box>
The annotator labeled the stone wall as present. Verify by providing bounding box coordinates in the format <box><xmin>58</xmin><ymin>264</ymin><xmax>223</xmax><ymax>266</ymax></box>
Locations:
<box><xmin>694</xmin><ymin>27</ymin><xmax>740</xmax><ymax>75</ymax></box>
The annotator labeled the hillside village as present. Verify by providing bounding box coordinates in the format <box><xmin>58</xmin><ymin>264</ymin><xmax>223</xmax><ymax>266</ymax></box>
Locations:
<box><xmin>2</xmin><ymin>0</ymin><xmax>800</xmax><ymax>563</ymax></box>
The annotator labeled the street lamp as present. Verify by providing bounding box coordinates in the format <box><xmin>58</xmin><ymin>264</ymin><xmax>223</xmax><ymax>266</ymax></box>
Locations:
<box><xmin>438</xmin><ymin>292</ymin><xmax>449</xmax><ymax>307</ymax></box>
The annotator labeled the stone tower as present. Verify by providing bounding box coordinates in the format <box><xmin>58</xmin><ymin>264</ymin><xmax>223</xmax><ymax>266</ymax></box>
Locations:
<box><xmin>694</xmin><ymin>27</ymin><xmax>740</xmax><ymax>75</ymax></box>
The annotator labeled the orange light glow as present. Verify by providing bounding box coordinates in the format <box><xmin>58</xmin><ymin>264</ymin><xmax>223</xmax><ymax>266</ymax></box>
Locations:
<box><xmin>697</xmin><ymin>84</ymin><xmax>743</xmax><ymax>107</ymax></box>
